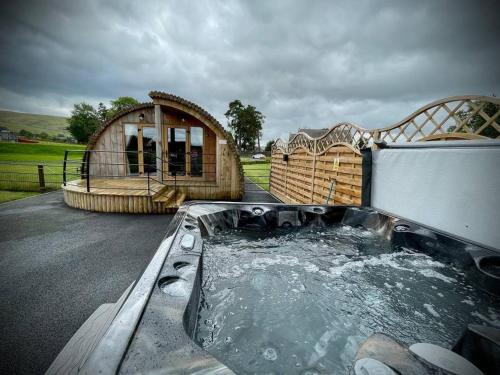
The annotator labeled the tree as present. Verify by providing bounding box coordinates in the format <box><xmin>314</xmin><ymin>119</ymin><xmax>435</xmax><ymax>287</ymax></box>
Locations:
<box><xmin>66</xmin><ymin>96</ymin><xmax>139</xmax><ymax>143</ymax></box>
<box><xmin>107</xmin><ymin>96</ymin><xmax>139</xmax><ymax>118</ymax></box>
<box><xmin>97</xmin><ymin>102</ymin><xmax>109</xmax><ymax>123</ymax></box>
<box><xmin>449</xmin><ymin>98</ymin><xmax>499</xmax><ymax>138</ymax></box>
<box><xmin>224</xmin><ymin>100</ymin><xmax>265</xmax><ymax>152</ymax></box>
<box><xmin>67</xmin><ymin>103</ymin><xmax>100</xmax><ymax>143</ymax></box>
<box><xmin>19</xmin><ymin>129</ymin><xmax>34</xmax><ymax>138</ymax></box>
<box><xmin>265</xmin><ymin>140</ymin><xmax>274</xmax><ymax>152</ymax></box>
<box><xmin>225</xmin><ymin>100</ymin><xmax>244</xmax><ymax>148</ymax></box>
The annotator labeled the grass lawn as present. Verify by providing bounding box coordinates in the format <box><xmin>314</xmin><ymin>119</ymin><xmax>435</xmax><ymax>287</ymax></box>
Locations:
<box><xmin>242</xmin><ymin>162</ymin><xmax>271</xmax><ymax>191</ymax></box>
<box><xmin>240</xmin><ymin>156</ymin><xmax>271</xmax><ymax>164</ymax></box>
<box><xmin>0</xmin><ymin>141</ymin><xmax>85</xmax><ymax>191</ymax></box>
<box><xmin>0</xmin><ymin>190</ymin><xmax>40</xmax><ymax>204</ymax></box>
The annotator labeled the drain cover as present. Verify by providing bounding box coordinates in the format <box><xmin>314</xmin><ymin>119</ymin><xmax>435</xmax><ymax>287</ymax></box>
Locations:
<box><xmin>252</xmin><ymin>207</ymin><xmax>264</xmax><ymax>216</ymax></box>
<box><xmin>394</xmin><ymin>224</ymin><xmax>410</xmax><ymax>232</ymax></box>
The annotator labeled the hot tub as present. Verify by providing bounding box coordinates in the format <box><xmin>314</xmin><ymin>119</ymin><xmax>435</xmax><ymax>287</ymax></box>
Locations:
<box><xmin>77</xmin><ymin>203</ymin><xmax>499</xmax><ymax>374</ymax></box>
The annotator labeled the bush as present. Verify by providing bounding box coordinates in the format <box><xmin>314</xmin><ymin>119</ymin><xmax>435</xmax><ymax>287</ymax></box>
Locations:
<box><xmin>19</xmin><ymin>129</ymin><xmax>34</xmax><ymax>138</ymax></box>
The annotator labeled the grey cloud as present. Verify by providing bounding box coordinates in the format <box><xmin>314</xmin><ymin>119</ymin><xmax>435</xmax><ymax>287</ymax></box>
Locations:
<box><xmin>0</xmin><ymin>0</ymin><xmax>499</xmax><ymax>142</ymax></box>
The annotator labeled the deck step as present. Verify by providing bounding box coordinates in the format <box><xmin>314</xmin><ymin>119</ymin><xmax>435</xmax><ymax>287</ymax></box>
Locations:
<box><xmin>153</xmin><ymin>192</ymin><xmax>186</xmax><ymax>213</ymax></box>
<box><xmin>173</xmin><ymin>192</ymin><xmax>186</xmax><ymax>207</ymax></box>
<box><xmin>151</xmin><ymin>184</ymin><xmax>171</xmax><ymax>200</ymax></box>
<box><xmin>152</xmin><ymin>189</ymin><xmax>175</xmax><ymax>203</ymax></box>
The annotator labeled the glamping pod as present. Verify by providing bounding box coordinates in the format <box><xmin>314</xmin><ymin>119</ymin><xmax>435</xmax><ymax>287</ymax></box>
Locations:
<box><xmin>63</xmin><ymin>91</ymin><xmax>244</xmax><ymax>213</ymax></box>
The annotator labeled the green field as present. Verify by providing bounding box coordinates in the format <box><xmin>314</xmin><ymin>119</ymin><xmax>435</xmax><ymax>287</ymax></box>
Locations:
<box><xmin>0</xmin><ymin>141</ymin><xmax>85</xmax><ymax>193</ymax></box>
<box><xmin>0</xmin><ymin>110</ymin><xmax>68</xmax><ymax>137</ymax></box>
<box><xmin>241</xmin><ymin>158</ymin><xmax>271</xmax><ymax>191</ymax></box>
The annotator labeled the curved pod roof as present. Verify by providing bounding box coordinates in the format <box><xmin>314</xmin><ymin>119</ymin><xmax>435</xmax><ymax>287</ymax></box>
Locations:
<box><xmin>86</xmin><ymin>91</ymin><xmax>244</xmax><ymax>196</ymax></box>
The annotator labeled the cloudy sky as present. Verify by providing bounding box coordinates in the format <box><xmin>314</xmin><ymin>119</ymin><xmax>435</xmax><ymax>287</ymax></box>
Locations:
<box><xmin>0</xmin><ymin>0</ymin><xmax>499</xmax><ymax>142</ymax></box>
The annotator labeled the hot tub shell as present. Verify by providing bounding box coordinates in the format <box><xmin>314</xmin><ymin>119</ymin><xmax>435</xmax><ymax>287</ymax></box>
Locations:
<box><xmin>47</xmin><ymin>202</ymin><xmax>497</xmax><ymax>375</ymax></box>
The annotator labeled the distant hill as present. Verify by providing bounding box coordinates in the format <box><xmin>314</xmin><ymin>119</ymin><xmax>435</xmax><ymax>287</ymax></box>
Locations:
<box><xmin>0</xmin><ymin>110</ymin><xmax>69</xmax><ymax>137</ymax></box>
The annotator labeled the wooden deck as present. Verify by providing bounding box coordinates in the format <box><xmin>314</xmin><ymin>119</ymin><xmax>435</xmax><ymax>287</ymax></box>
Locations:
<box><xmin>64</xmin><ymin>178</ymin><xmax>161</xmax><ymax>195</ymax></box>
<box><xmin>62</xmin><ymin>178</ymin><xmax>186</xmax><ymax>213</ymax></box>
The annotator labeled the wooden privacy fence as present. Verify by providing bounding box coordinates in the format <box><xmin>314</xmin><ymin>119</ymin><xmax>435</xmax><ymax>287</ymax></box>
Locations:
<box><xmin>270</xmin><ymin>144</ymin><xmax>362</xmax><ymax>205</ymax></box>
<box><xmin>270</xmin><ymin>95</ymin><xmax>500</xmax><ymax>205</ymax></box>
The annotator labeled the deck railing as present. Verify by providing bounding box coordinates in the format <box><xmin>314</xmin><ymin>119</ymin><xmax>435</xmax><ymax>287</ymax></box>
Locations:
<box><xmin>63</xmin><ymin>149</ymin><xmax>183</xmax><ymax>201</ymax></box>
<box><xmin>62</xmin><ymin>149</ymin><xmax>271</xmax><ymax>201</ymax></box>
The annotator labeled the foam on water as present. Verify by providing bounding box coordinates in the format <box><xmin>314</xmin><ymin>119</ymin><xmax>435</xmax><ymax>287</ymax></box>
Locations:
<box><xmin>195</xmin><ymin>224</ymin><xmax>500</xmax><ymax>374</ymax></box>
<box><xmin>423</xmin><ymin>303</ymin><xmax>440</xmax><ymax>317</ymax></box>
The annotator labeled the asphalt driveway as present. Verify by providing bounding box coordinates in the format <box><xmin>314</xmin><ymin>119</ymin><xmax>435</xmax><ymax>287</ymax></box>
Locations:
<box><xmin>0</xmin><ymin>191</ymin><xmax>173</xmax><ymax>374</ymax></box>
<box><xmin>0</xmin><ymin>183</ymin><xmax>279</xmax><ymax>374</ymax></box>
<box><xmin>242</xmin><ymin>177</ymin><xmax>279</xmax><ymax>203</ymax></box>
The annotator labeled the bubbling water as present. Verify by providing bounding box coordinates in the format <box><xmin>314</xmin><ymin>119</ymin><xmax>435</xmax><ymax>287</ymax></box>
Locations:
<box><xmin>195</xmin><ymin>224</ymin><xmax>500</xmax><ymax>374</ymax></box>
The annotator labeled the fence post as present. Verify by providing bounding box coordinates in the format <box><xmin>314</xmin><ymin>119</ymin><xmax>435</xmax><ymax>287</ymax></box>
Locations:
<box><xmin>147</xmin><ymin>171</ymin><xmax>150</xmax><ymax>195</ymax></box>
<box><xmin>37</xmin><ymin>164</ymin><xmax>46</xmax><ymax>191</ymax></box>
<box><xmin>63</xmin><ymin>150</ymin><xmax>68</xmax><ymax>186</ymax></box>
<box><xmin>310</xmin><ymin>139</ymin><xmax>317</xmax><ymax>203</ymax></box>
<box><xmin>173</xmin><ymin>171</ymin><xmax>177</xmax><ymax>203</ymax></box>
<box><xmin>284</xmin><ymin>154</ymin><xmax>288</xmax><ymax>198</ymax></box>
<box><xmin>268</xmin><ymin>161</ymin><xmax>272</xmax><ymax>192</ymax></box>
<box><xmin>372</xmin><ymin>130</ymin><xmax>380</xmax><ymax>150</ymax></box>
<box><xmin>85</xmin><ymin>151</ymin><xmax>90</xmax><ymax>193</ymax></box>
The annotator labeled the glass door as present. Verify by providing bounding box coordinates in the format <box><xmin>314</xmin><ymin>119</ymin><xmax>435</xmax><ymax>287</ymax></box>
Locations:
<box><xmin>164</xmin><ymin>126</ymin><xmax>204</xmax><ymax>178</ymax></box>
<box><xmin>190</xmin><ymin>127</ymin><xmax>203</xmax><ymax>177</ymax></box>
<box><xmin>124</xmin><ymin>124</ymin><xmax>156</xmax><ymax>176</ymax></box>
<box><xmin>167</xmin><ymin>128</ymin><xmax>186</xmax><ymax>176</ymax></box>
<box><xmin>124</xmin><ymin>124</ymin><xmax>139</xmax><ymax>175</ymax></box>
<box><xmin>141</xmin><ymin>127</ymin><xmax>157</xmax><ymax>174</ymax></box>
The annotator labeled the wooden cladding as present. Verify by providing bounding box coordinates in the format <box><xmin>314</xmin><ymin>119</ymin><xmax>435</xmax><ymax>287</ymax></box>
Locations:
<box><xmin>270</xmin><ymin>145</ymin><xmax>362</xmax><ymax>206</ymax></box>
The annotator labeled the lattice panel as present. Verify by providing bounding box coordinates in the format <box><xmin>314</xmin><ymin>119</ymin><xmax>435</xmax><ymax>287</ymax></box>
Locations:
<box><xmin>272</xmin><ymin>96</ymin><xmax>500</xmax><ymax>156</ymax></box>
<box><xmin>272</xmin><ymin>139</ymin><xmax>288</xmax><ymax>154</ymax></box>
<box><xmin>378</xmin><ymin>98</ymin><xmax>500</xmax><ymax>142</ymax></box>
<box><xmin>316</xmin><ymin>123</ymin><xmax>375</xmax><ymax>152</ymax></box>
<box><xmin>283</xmin><ymin>122</ymin><xmax>373</xmax><ymax>155</ymax></box>
<box><xmin>287</xmin><ymin>133</ymin><xmax>316</xmax><ymax>154</ymax></box>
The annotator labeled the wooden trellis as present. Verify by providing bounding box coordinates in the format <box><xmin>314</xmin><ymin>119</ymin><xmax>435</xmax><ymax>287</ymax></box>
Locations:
<box><xmin>270</xmin><ymin>95</ymin><xmax>499</xmax><ymax>205</ymax></box>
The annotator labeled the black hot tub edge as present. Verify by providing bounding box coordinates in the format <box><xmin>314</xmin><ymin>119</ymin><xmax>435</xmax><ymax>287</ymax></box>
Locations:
<box><xmin>76</xmin><ymin>202</ymin><xmax>499</xmax><ymax>375</ymax></box>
